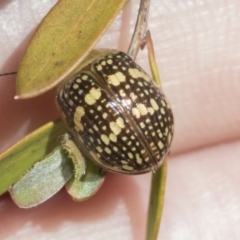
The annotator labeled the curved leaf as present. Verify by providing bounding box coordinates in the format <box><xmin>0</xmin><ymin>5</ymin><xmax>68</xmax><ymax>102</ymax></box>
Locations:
<box><xmin>16</xmin><ymin>0</ymin><xmax>127</xmax><ymax>98</ymax></box>
<box><xmin>61</xmin><ymin>133</ymin><xmax>106</xmax><ymax>201</ymax></box>
<box><xmin>9</xmin><ymin>147</ymin><xmax>74</xmax><ymax>208</ymax></box>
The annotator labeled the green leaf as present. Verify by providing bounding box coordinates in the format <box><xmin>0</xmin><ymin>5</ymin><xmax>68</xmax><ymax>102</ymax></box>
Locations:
<box><xmin>62</xmin><ymin>134</ymin><xmax>107</xmax><ymax>201</ymax></box>
<box><xmin>66</xmin><ymin>160</ymin><xmax>106</xmax><ymax>201</ymax></box>
<box><xmin>145</xmin><ymin>31</ymin><xmax>169</xmax><ymax>240</ymax></box>
<box><xmin>16</xmin><ymin>0</ymin><xmax>127</xmax><ymax>98</ymax></box>
<box><xmin>0</xmin><ymin>119</ymin><xmax>67</xmax><ymax>196</ymax></box>
<box><xmin>9</xmin><ymin>147</ymin><xmax>74</xmax><ymax>208</ymax></box>
<box><xmin>146</xmin><ymin>159</ymin><xmax>167</xmax><ymax>240</ymax></box>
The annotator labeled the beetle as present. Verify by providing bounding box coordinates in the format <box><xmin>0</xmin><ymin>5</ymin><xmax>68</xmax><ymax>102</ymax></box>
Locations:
<box><xmin>57</xmin><ymin>49</ymin><xmax>174</xmax><ymax>174</ymax></box>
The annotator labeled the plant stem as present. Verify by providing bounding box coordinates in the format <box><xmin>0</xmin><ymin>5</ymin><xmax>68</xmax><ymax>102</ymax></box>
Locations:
<box><xmin>127</xmin><ymin>0</ymin><xmax>151</xmax><ymax>59</ymax></box>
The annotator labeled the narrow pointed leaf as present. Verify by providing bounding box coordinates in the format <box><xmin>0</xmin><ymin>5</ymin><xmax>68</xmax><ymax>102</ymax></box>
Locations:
<box><xmin>9</xmin><ymin>147</ymin><xmax>74</xmax><ymax>208</ymax></box>
<box><xmin>16</xmin><ymin>0</ymin><xmax>127</xmax><ymax>98</ymax></box>
<box><xmin>146</xmin><ymin>31</ymin><xmax>170</xmax><ymax>240</ymax></box>
<box><xmin>0</xmin><ymin>119</ymin><xmax>67</xmax><ymax>196</ymax></box>
<box><xmin>146</xmin><ymin>160</ymin><xmax>167</xmax><ymax>240</ymax></box>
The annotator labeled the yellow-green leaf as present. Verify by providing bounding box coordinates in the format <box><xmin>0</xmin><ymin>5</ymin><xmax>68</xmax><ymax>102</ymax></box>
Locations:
<box><xmin>0</xmin><ymin>119</ymin><xmax>67</xmax><ymax>196</ymax></box>
<box><xmin>146</xmin><ymin>159</ymin><xmax>167</xmax><ymax>240</ymax></box>
<box><xmin>16</xmin><ymin>0</ymin><xmax>127</xmax><ymax>98</ymax></box>
<box><xmin>145</xmin><ymin>31</ymin><xmax>170</xmax><ymax>240</ymax></box>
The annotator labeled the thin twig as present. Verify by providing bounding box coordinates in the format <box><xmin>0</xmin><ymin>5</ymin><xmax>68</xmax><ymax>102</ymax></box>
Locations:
<box><xmin>127</xmin><ymin>0</ymin><xmax>151</xmax><ymax>59</ymax></box>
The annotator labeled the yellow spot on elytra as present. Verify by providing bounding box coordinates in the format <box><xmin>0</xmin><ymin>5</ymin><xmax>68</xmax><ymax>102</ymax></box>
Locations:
<box><xmin>107</xmin><ymin>59</ymin><xmax>113</xmax><ymax>64</ymax></box>
<box><xmin>69</xmin><ymin>100</ymin><xmax>74</xmax><ymax>106</ymax></box>
<box><xmin>130</xmin><ymin>92</ymin><xmax>137</xmax><ymax>101</ymax></box>
<box><xmin>108</xmin><ymin>118</ymin><xmax>124</xmax><ymax>137</ymax></box>
<box><xmin>158</xmin><ymin>141</ymin><xmax>164</xmax><ymax>149</ymax></box>
<box><xmin>82</xmin><ymin>75</ymin><xmax>88</xmax><ymax>80</ymax></box>
<box><xmin>150</xmin><ymin>99</ymin><xmax>159</xmax><ymax>110</ymax></box>
<box><xmin>121</xmin><ymin>160</ymin><xmax>128</xmax><ymax>164</ymax></box>
<box><xmin>122</xmin><ymin>165</ymin><xmax>134</xmax><ymax>171</ymax></box>
<box><xmin>74</xmin><ymin>123</ymin><xmax>83</xmax><ymax>132</ymax></box>
<box><xmin>105</xmin><ymin>147</ymin><xmax>111</xmax><ymax>154</ymax></box>
<box><xmin>128</xmin><ymin>153</ymin><xmax>134</xmax><ymax>159</ymax></box>
<box><xmin>150</xmin><ymin>142</ymin><xmax>155</xmax><ymax>148</ymax></box>
<box><xmin>96</xmin><ymin>65</ymin><xmax>102</xmax><ymax>71</ymax></box>
<box><xmin>107</xmin><ymin>72</ymin><xmax>126</xmax><ymax>86</ymax></box>
<box><xmin>140</xmin><ymin>122</ymin><xmax>145</xmax><ymax>128</ymax></box>
<box><xmin>84</xmin><ymin>87</ymin><xmax>101</xmax><ymax>105</ymax></box>
<box><xmin>101</xmin><ymin>134</ymin><xmax>110</xmax><ymax>145</ymax></box>
<box><xmin>73</xmin><ymin>84</ymin><xmax>79</xmax><ymax>89</ymax></box>
<box><xmin>128</xmin><ymin>68</ymin><xmax>151</xmax><ymax>81</ymax></box>
<box><xmin>85</xmin><ymin>94</ymin><xmax>95</xmax><ymax>105</ymax></box>
<box><xmin>161</xmin><ymin>99</ymin><xmax>166</xmax><ymax>106</ymax></box>
<box><xmin>140</xmin><ymin>149</ymin><xmax>145</xmax><ymax>154</ymax></box>
<box><xmin>136</xmin><ymin>154</ymin><xmax>142</xmax><ymax>165</ymax></box>
<box><xmin>122</xmin><ymin>136</ymin><xmax>127</xmax><ymax>141</ymax></box>
<box><xmin>96</xmin><ymin>146</ymin><xmax>103</xmax><ymax>153</ymax></box>
<box><xmin>102</xmin><ymin>113</ymin><xmax>108</xmax><ymax>119</ymax></box>
<box><xmin>145</xmin><ymin>157</ymin><xmax>150</xmax><ymax>162</ymax></box>
<box><xmin>109</xmin><ymin>133</ymin><xmax>117</xmax><ymax>142</ymax></box>
<box><xmin>164</xmin><ymin>127</ymin><xmax>169</xmax><ymax>136</ymax></box>
<box><xmin>160</xmin><ymin>108</ymin><xmax>166</xmax><ymax>115</ymax></box>
<box><xmin>116</xmin><ymin>117</ymin><xmax>125</xmax><ymax>128</ymax></box>
<box><xmin>137</xmin><ymin>104</ymin><xmax>148</xmax><ymax>116</ymax></box>
<box><xmin>119</xmin><ymin>89</ymin><xmax>126</xmax><ymax>97</ymax></box>
<box><xmin>90</xmin><ymin>88</ymin><xmax>101</xmax><ymax>100</ymax></box>
<box><xmin>76</xmin><ymin>78</ymin><xmax>81</xmax><ymax>83</ymax></box>
<box><xmin>148</xmin><ymin>108</ymin><xmax>154</xmax><ymax>115</ymax></box>
<box><xmin>168</xmin><ymin>133</ymin><xmax>172</xmax><ymax>144</ymax></box>
<box><xmin>110</xmin><ymin>122</ymin><xmax>121</xmax><ymax>135</ymax></box>
<box><xmin>132</xmin><ymin>108</ymin><xmax>140</xmax><ymax>118</ymax></box>
<box><xmin>73</xmin><ymin>106</ymin><xmax>85</xmax><ymax>131</ymax></box>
